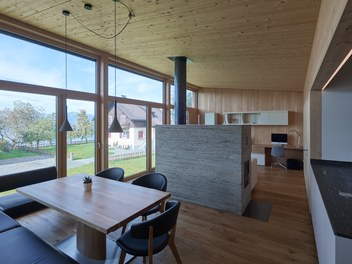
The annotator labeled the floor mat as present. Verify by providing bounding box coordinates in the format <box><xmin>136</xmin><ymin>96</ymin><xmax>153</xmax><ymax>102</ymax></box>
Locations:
<box><xmin>243</xmin><ymin>200</ymin><xmax>272</xmax><ymax>222</ymax></box>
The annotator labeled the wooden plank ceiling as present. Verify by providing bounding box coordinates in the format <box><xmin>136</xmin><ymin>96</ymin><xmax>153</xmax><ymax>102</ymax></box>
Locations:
<box><xmin>0</xmin><ymin>0</ymin><xmax>321</xmax><ymax>91</ymax></box>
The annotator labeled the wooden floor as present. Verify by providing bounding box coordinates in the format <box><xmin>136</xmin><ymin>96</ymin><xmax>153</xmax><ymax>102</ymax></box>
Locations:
<box><xmin>16</xmin><ymin>166</ymin><xmax>317</xmax><ymax>264</ymax></box>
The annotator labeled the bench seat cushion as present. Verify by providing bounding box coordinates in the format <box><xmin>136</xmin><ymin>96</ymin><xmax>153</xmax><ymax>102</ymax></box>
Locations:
<box><xmin>0</xmin><ymin>193</ymin><xmax>46</xmax><ymax>218</ymax></box>
<box><xmin>0</xmin><ymin>211</ymin><xmax>20</xmax><ymax>233</ymax></box>
<box><xmin>0</xmin><ymin>226</ymin><xmax>78</xmax><ymax>264</ymax></box>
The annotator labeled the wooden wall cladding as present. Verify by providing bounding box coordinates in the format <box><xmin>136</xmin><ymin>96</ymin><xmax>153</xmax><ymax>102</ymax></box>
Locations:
<box><xmin>198</xmin><ymin>88</ymin><xmax>303</xmax><ymax>145</ymax></box>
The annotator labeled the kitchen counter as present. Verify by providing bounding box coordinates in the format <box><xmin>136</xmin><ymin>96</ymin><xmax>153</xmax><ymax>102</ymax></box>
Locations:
<box><xmin>311</xmin><ymin>159</ymin><xmax>352</xmax><ymax>239</ymax></box>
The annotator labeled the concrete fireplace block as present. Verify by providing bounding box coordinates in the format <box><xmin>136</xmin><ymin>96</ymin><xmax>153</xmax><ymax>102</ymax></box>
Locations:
<box><xmin>155</xmin><ymin>125</ymin><xmax>251</xmax><ymax>215</ymax></box>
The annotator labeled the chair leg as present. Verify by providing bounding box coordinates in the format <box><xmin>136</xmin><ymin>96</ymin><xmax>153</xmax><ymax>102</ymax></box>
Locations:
<box><xmin>169</xmin><ymin>241</ymin><xmax>182</xmax><ymax>264</ymax></box>
<box><xmin>121</xmin><ymin>224</ymin><xmax>127</xmax><ymax>235</ymax></box>
<box><xmin>118</xmin><ymin>250</ymin><xmax>126</xmax><ymax>264</ymax></box>
<box><xmin>168</xmin><ymin>225</ymin><xmax>182</xmax><ymax>264</ymax></box>
<box><xmin>143</xmin><ymin>256</ymin><xmax>146</xmax><ymax>264</ymax></box>
<box><xmin>148</xmin><ymin>225</ymin><xmax>153</xmax><ymax>264</ymax></box>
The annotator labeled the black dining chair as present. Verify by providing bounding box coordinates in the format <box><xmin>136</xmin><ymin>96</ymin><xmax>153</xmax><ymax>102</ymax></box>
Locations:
<box><xmin>132</xmin><ymin>172</ymin><xmax>167</xmax><ymax>221</ymax></box>
<box><xmin>95</xmin><ymin>167</ymin><xmax>124</xmax><ymax>181</ymax></box>
<box><xmin>116</xmin><ymin>200</ymin><xmax>182</xmax><ymax>264</ymax></box>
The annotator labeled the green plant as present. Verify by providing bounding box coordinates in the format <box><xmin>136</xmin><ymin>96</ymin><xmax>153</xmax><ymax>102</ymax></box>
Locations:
<box><xmin>0</xmin><ymin>139</ymin><xmax>11</xmax><ymax>152</ymax></box>
<box><xmin>82</xmin><ymin>175</ymin><xmax>92</xmax><ymax>183</ymax></box>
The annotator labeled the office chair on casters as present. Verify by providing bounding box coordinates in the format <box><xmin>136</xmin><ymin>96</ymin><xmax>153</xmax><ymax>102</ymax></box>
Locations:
<box><xmin>95</xmin><ymin>167</ymin><xmax>124</xmax><ymax>181</ymax></box>
<box><xmin>116</xmin><ymin>200</ymin><xmax>182</xmax><ymax>264</ymax></box>
<box><xmin>271</xmin><ymin>144</ymin><xmax>287</xmax><ymax>169</ymax></box>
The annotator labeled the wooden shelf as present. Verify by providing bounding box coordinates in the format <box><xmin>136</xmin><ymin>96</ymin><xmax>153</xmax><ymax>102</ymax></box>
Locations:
<box><xmin>223</xmin><ymin>110</ymin><xmax>288</xmax><ymax>126</ymax></box>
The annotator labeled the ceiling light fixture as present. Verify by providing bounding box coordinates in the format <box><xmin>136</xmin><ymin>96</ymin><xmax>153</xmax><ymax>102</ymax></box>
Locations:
<box><xmin>84</xmin><ymin>3</ymin><xmax>92</xmax><ymax>10</ymax></box>
<box><xmin>109</xmin><ymin>0</ymin><xmax>123</xmax><ymax>133</ymax></box>
<box><xmin>59</xmin><ymin>10</ymin><xmax>74</xmax><ymax>132</ymax></box>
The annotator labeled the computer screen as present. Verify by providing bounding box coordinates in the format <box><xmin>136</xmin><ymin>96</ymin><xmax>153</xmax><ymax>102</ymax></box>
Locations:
<box><xmin>271</xmin><ymin>133</ymin><xmax>288</xmax><ymax>145</ymax></box>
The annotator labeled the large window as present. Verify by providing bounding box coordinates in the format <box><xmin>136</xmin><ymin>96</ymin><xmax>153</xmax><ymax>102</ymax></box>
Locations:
<box><xmin>108</xmin><ymin>103</ymin><xmax>147</xmax><ymax>176</ymax></box>
<box><xmin>0</xmin><ymin>28</ymin><xmax>166</xmax><ymax>181</ymax></box>
<box><xmin>66</xmin><ymin>100</ymin><xmax>95</xmax><ymax>176</ymax></box>
<box><xmin>169</xmin><ymin>85</ymin><xmax>198</xmax><ymax>125</ymax></box>
<box><xmin>0</xmin><ymin>90</ymin><xmax>56</xmax><ymax>180</ymax></box>
<box><xmin>108</xmin><ymin>66</ymin><xmax>163</xmax><ymax>103</ymax></box>
<box><xmin>170</xmin><ymin>85</ymin><xmax>197</xmax><ymax>107</ymax></box>
<box><xmin>151</xmin><ymin>107</ymin><xmax>163</xmax><ymax>168</ymax></box>
<box><xmin>0</xmin><ymin>32</ymin><xmax>96</xmax><ymax>93</ymax></box>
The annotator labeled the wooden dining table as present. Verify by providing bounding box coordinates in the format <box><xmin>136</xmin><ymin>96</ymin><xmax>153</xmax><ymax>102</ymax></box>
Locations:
<box><xmin>17</xmin><ymin>174</ymin><xmax>171</xmax><ymax>261</ymax></box>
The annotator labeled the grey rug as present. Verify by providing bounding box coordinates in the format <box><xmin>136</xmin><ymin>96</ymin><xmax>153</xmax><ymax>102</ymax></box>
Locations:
<box><xmin>243</xmin><ymin>200</ymin><xmax>273</xmax><ymax>222</ymax></box>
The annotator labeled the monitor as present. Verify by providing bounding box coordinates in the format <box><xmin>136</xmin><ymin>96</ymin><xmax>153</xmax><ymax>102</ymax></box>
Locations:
<box><xmin>271</xmin><ymin>133</ymin><xmax>288</xmax><ymax>145</ymax></box>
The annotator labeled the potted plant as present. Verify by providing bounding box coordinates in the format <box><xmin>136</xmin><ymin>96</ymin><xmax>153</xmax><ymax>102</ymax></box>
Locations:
<box><xmin>82</xmin><ymin>176</ymin><xmax>92</xmax><ymax>191</ymax></box>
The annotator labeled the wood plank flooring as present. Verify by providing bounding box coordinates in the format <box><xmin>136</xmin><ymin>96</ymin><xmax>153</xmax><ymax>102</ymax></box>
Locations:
<box><xmin>16</xmin><ymin>166</ymin><xmax>317</xmax><ymax>264</ymax></box>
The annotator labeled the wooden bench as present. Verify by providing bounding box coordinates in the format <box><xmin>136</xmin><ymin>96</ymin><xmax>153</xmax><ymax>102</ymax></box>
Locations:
<box><xmin>0</xmin><ymin>166</ymin><xmax>57</xmax><ymax>218</ymax></box>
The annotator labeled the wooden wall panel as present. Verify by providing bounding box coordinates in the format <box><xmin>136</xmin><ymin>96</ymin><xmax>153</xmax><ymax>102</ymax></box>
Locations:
<box><xmin>198</xmin><ymin>88</ymin><xmax>303</xmax><ymax>146</ymax></box>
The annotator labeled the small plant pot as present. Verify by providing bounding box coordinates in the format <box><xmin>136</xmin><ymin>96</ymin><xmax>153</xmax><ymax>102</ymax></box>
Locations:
<box><xmin>83</xmin><ymin>182</ymin><xmax>92</xmax><ymax>192</ymax></box>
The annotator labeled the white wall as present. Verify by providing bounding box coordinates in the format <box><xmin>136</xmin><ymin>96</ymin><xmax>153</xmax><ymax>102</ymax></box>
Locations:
<box><xmin>322</xmin><ymin>58</ymin><xmax>352</xmax><ymax>162</ymax></box>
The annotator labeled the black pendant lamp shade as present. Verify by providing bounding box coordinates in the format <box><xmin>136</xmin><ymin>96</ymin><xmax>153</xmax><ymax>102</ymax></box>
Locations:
<box><xmin>59</xmin><ymin>10</ymin><xmax>74</xmax><ymax>132</ymax></box>
<box><xmin>59</xmin><ymin>105</ymin><xmax>73</xmax><ymax>132</ymax></box>
<box><xmin>109</xmin><ymin>0</ymin><xmax>123</xmax><ymax>133</ymax></box>
<box><xmin>108</xmin><ymin>101</ymin><xmax>123</xmax><ymax>133</ymax></box>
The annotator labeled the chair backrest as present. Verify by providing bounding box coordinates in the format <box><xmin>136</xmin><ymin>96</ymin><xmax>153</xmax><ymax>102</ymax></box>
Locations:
<box><xmin>271</xmin><ymin>144</ymin><xmax>285</xmax><ymax>158</ymax></box>
<box><xmin>130</xmin><ymin>200</ymin><xmax>181</xmax><ymax>239</ymax></box>
<box><xmin>131</xmin><ymin>172</ymin><xmax>167</xmax><ymax>191</ymax></box>
<box><xmin>95</xmin><ymin>167</ymin><xmax>124</xmax><ymax>181</ymax></box>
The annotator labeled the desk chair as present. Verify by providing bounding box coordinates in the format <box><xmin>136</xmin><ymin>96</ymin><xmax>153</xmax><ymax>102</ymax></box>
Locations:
<box><xmin>116</xmin><ymin>200</ymin><xmax>182</xmax><ymax>264</ymax></box>
<box><xmin>95</xmin><ymin>167</ymin><xmax>124</xmax><ymax>181</ymax></box>
<box><xmin>271</xmin><ymin>144</ymin><xmax>287</xmax><ymax>169</ymax></box>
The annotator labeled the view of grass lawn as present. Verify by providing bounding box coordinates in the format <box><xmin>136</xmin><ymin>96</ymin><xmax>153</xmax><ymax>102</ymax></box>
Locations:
<box><xmin>1</xmin><ymin>143</ymin><xmax>152</xmax><ymax>180</ymax></box>
<box><xmin>68</xmin><ymin>156</ymin><xmax>147</xmax><ymax>177</ymax></box>
<box><xmin>41</xmin><ymin>143</ymin><xmax>94</xmax><ymax>160</ymax></box>
<box><xmin>0</xmin><ymin>150</ymin><xmax>38</xmax><ymax>160</ymax></box>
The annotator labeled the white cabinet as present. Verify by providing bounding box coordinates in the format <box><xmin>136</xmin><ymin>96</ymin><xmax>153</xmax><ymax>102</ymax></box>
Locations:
<box><xmin>223</xmin><ymin>110</ymin><xmax>288</xmax><ymax>125</ymax></box>
<box><xmin>205</xmin><ymin>112</ymin><xmax>217</xmax><ymax>125</ymax></box>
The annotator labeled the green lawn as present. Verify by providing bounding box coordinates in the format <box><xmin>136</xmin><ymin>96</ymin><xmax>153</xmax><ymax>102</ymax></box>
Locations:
<box><xmin>68</xmin><ymin>156</ymin><xmax>147</xmax><ymax>177</ymax></box>
<box><xmin>0</xmin><ymin>150</ymin><xmax>38</xmax><ymax>160</ymax></box>
<box><xmin>41</xmin><ymin>143</ymin><xmax>94</xmax><ymax>160</ymax></box>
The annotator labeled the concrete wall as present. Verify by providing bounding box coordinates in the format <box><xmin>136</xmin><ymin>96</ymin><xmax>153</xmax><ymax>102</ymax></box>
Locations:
<box><xmin>155</xmin><ymin>125</ymin><xmax>251</xmax><ymax>215</ymax></box>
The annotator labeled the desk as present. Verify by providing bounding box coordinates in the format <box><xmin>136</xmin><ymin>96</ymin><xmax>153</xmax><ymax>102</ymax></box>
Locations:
<box><xmin>17</xmin><ymin>175</ymin><xmax>170</xmax><ymax>261</ymax></box>
<box><xmin>252</xmin><ymin>144</ymin><xmax>304</xmax><ymax>166</ymax></box>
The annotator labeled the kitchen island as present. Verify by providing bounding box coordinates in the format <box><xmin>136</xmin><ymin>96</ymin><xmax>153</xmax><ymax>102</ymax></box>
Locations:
<box><xmin>310</xmin><ymin>159</ymin><xmax>352</xmax><ymax>264</ymax></box>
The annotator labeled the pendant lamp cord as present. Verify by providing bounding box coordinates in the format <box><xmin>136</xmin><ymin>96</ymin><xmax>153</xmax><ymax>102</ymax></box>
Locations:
<box><xmin>114</xmin><ymin>0</ymin><xmax>117</xmax><ymax>104</ymax></box>
<box><xmin>65</xmin><ymin>13</ymin><xmax>68</xmax><ymax>93</ymax></box>
<box><xmin>70</xmin><ymin>1</ymin><xmax>133</xmax><ymax>40</ymax></box>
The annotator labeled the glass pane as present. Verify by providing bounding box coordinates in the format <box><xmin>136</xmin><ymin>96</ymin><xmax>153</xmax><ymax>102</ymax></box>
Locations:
<box><xmin>108</xmin><ymin>66</ymin><xmax>163</xmax><ymax>103</ymax></box>
<box><xmin>0</xmin><ymin>90</ymin><xmax>56</xmax><ymax>195</ymax></box>
<box><xmin>170</xmin><ymin>85</ymin><xmax>195</xmax><ymax>107</ymax></box>
<box><xmin>187</xmin><ymin>90</ymin><xmax>196</xmax><ymax>108</ymax></box>
<box><xmin>170</xmin><ymin>108</ymin><xmax>175</xmax><ymax>125</ymax></box>
<box><xmin>0</xmin><ymin>32</ymin><xmax>96</xmax><ymax>93</ymax></box>
<box><xmin>170</xmin><ymin>108</ymin><xmax>193</xmax><ymax>124</ymax></box>
<box><xmin>108</xmin><ymin>103</ymin><xmax>147</xmax><ymax>176</ymax></box>
<box><xmin>66</xmin><ymin>100</ymin><xmax>95</xmax><ymax>176</ymax></box>
<box><xmin>151</xmin><ymin>108</ymin><xmax>163</xmax><ymax>168</ymax></box>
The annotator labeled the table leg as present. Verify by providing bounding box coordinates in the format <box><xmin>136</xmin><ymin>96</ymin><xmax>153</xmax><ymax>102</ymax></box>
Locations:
<box><xmin>76</xmin><ymin>221</ymin><xmax>106</xmax><ymax>260</ymax></box>
<box><xmin>264</xmin><ymin>147</ymin><xmax>272</xmax><ymax>166</ymax></box>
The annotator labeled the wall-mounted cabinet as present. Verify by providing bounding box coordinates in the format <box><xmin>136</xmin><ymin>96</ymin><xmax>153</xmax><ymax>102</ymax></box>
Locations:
<box><xmin>223</xmin><ymin>110</ymin><xmax>288</xmax><ymax>125</ymax></box>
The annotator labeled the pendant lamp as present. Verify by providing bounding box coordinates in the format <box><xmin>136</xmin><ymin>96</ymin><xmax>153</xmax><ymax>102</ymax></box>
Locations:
<box><xmin>59</xmin><ymin>10</ymin><xmax>73</xmax><ymax>132</ymax></box>
<box><xmin>108</xmin><ymin>0</ymin><xmax>123</xmax><ymax>133</ymax></box>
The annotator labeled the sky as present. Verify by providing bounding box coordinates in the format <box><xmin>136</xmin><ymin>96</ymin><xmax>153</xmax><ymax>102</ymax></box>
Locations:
<box><xmin>0</xmin><ymin>32</ymin><xmax>163</xmax><ymax>115</ymax></box>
